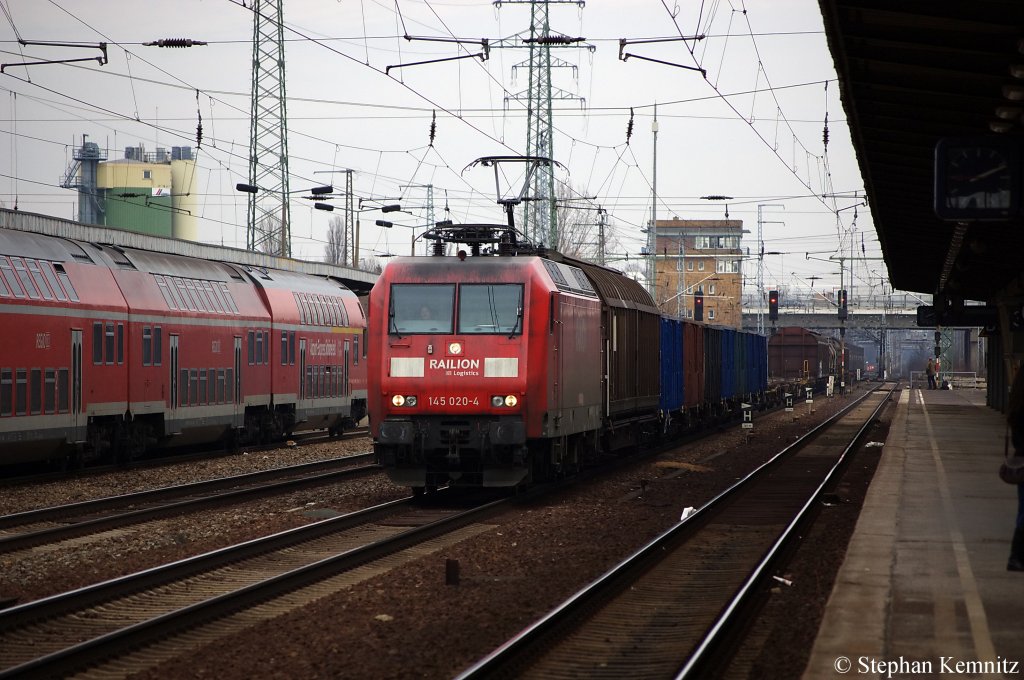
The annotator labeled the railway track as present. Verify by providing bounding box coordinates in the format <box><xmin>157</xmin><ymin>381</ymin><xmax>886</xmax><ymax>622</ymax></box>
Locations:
<box><xmin>0</xmin><ymin>452</ymin><xmax>376</xmax><ymax>554</ymax></box>
<box><xmin>0</xmin><ymin>427</ymin><xmax>369</xmax><ymax>487</ymax></box>
<box><xmin>459</xmin><ymin>383</ymin><xmax>896</xmax><ymax>679</ymax></box>
<box><xmin>0</xmin><ymin>491</ymin><xmax>510</xmax><ymax>678</ymax></box>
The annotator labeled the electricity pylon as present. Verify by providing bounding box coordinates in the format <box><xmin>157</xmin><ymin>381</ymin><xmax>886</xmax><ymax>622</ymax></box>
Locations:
<box><xmin>246</xmin><ymin>0</ymin><xmax>291</xmax><ymax>257</ymax></box>
<box><xmin>498</xmin><ymin>0</ymin><xmax>588</xmax><ymax>248</ymax></box>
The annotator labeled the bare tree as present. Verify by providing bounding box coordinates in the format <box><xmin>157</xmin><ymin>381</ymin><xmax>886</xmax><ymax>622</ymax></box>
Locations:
<box><xmin>325</xmin><ymin>215</ymin><xmax>347</xmax><ymax>264</ymax></box>
<box><xmin>255</xmin><ymin>213</ymin><xmax>283</xmax><ymax>256</ymax></box>
<box><xmin>360</xmin><ymin>256</ymin><xmax>383</xmax><ymax>274</ymax></box>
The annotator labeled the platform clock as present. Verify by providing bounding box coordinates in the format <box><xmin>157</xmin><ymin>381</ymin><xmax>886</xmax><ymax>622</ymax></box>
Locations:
<box><xmin>934</xmin><ymin>137</ymin><xmax>1021</xmax><ymax>221</ymax></box>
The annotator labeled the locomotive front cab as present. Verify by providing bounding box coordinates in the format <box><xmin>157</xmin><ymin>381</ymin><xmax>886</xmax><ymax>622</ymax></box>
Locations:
<box><xmin>372</xmin><ymin>274</ymin><xmax>531</xmax><ymax>489</ymax></box>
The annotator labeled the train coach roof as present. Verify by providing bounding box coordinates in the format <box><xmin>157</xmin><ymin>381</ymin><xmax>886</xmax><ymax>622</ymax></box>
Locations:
<box><xmin>550</xmin><ymin>252</ymin><xmax>659</xmax><ymax>313</ymax></box>
<box><xmin>0</xmin><ymin>208</ymin><xmax>377</xmax><ymax>292</ymax></box>
<box><xmin>95</xmin><ymin>245</ymin><xmax>243</xmax><ymax>282</ymax></box>
<box><xmin>0</xmin><ymin>227</ymin><xmax>93</xmax><ymax>263</ymax></box>
<box><xmin>242</xmin><ymin>266</ymin><xmax>355</xmax><ymax>295</ymax></box>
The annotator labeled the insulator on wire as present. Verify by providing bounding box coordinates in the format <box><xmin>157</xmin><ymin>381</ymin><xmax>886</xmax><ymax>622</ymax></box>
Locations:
<box><xmin>626</xmin><ymin>107</ymin><xmax>634</xmax><ymax>144</ymax></box>
<box><xmin>144</xmin><ymin>38</ymin><xmax>208</xmax><ymax>48</ymax></box>
<box><xmin>429</xmin><ymin>110</ymin><xmax>436</xmax><ymax>147</ymax></box>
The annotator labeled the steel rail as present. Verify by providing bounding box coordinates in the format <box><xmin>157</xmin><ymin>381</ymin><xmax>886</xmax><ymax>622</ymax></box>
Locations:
<box><xmin>0</xmin><ymin>455</ymin><xmax>377</xmax><ymax>553</ymax></box>
<box><xmin>0</xmin><ymin>494</ymin><xmax>509</xmax><ymax>678</ymax></box>
<box><xmin>457</xmin><ymin>383</ymin><xmax>893</xmax><ymax>678</ymax></box>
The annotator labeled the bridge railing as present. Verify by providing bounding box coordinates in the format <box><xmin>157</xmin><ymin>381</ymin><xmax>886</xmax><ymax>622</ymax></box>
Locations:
<box><xmin>909</xmin><ymin>371</ymin><xmax>980</xmax><ymax>390</ymax></box>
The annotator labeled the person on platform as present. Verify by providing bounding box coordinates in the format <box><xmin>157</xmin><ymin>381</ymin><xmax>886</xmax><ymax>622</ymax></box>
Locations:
<box><xmin>1006</xmin><ymin>362</ymin><xmax>1024</xmax><ymax>572</ymax></box>
<box><xmin>926</xmin><ymin>357</ymin><xmax>937</xmax><ymax>390</ymax></box>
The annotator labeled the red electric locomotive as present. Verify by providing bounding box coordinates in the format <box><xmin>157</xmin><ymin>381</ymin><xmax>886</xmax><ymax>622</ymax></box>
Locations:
<box><xmin>368</xmin><ymin>224</ymin><xmax>660</xmax><ymax>490</ymax></box>
<box><xmin>0</xmin><ymin>220</ymin><xmax>366</xmax><ymax>469</ymax></box>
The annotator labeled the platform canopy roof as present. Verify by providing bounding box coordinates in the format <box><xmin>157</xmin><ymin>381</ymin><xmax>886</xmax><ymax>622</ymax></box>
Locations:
<box><xmin>819</xmin><ymin>0</ymin><xmax>1024</xmax><ymax>302</ymax></box>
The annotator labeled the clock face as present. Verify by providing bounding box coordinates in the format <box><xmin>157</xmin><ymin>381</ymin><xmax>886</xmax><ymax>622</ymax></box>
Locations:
<box><xmin>934</xmin><ymin>137</ymin><xmax>1020</xmax><ymax>220</ymax></box>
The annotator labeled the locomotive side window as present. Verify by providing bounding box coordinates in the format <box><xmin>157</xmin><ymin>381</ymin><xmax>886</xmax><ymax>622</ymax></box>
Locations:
<box><xmin>289</xmin><ymin>331</ymin><xmax>296</xmax><ymax>365</ymax></box>
<box><xmin>117</xmin><ymin>324</ymin><xmax>124</xmax><ymax>364</ymax></box>
<box><xmin>154</xmin><ymin>327</ymin><xmax>162</xmax><ymax>365</ymax></box>
<box><xmin>389</xmin><ymin>284</ymin><xmax>455</xmax><ymax>334</ymax></box>
<box><xmin>281</xmin><ymin>332</ymin><xmax>288</xmax><ymax>366</ymax></box>
<box><xmin>0</xmin><ymin>368</ymin><xmax>11</xmax><ymax>416</ymax></box>
<box><xmin>458</xmin><ymin>284</ymin><xmax>523</xmax><ymax>335</ymax></box>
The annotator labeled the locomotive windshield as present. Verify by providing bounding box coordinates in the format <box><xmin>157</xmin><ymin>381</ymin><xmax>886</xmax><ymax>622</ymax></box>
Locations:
<box><xmin>389</xmin><ymin>284</ymin><xmax>455</xmax><ymax>334</ymax></box>
<box><xmin>457</xmin><ymin>284</ymin><xmax>522</xmax><ymax>335</ymax></box>
<box><xmin>388</xmin><ymin>283</ymin><xmax>522</xmax><ymax>335</ymax></box>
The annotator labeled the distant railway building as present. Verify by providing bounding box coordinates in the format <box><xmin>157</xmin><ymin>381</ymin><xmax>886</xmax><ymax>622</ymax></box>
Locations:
<box><xmin>653</xmin><ymin>218</ymin><xmax>746</xmax><ymax>329</ymax></box>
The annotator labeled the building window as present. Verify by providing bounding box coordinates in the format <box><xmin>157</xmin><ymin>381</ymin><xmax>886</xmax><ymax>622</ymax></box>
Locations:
<box><xmin>708</xmin><ymin>308</ymin><xmax>716</xmax><ymax>320</ymax></box>
<box><xmin>698</xmin><ymin>260</ymin><xmax>705</xmax><ymax>271</ymax></box>
<box><xmin>716</xmin><ymin>259</ymin><xmax>741</xmax><ymax>274</ymax></box>
<box><xmin>709</xmin><ymin>283</ymin><xmax>716</xmax><ymax>295</ymax></box>
<box><xmin>686</xmin><ymin>260</ymin><xmax>694</xmax><ymax>271</ymax></box>
<box><xmin>143</xmin><ymin>170</ymin><xmax>152</xmax><ymax>179</ymax></box>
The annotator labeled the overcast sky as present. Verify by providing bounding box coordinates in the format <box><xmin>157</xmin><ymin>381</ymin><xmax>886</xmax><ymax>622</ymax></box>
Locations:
<box><xmin>0</xmin><ymin>0</ymin><xmax>893</xmax><ymax>303</ymax></box>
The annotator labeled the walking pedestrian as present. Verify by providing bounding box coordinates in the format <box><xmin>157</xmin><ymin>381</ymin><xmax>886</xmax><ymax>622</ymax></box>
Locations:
<box><xmin>926</xmin><ymin>357</ymin><xmax>936</xmax><ymax>390</ymax></box>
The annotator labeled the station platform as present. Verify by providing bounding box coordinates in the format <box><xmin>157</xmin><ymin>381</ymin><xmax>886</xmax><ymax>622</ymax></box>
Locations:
<box><xmin>803</xmin><ymin>386</ymin><xmax>1024</xmax><ymax>678</ymax></box>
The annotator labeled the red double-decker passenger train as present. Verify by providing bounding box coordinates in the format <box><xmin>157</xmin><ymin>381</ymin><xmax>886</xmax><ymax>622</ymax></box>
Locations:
<box><xmin>0</xmin><ymin>224</ymin><xmax>366</xmax><ymax>469</ymax></box>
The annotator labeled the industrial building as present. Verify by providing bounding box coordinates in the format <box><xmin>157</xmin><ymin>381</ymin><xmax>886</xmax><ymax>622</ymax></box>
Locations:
<box><xmin>61</xmin><ymin>136</ymin><xmax>199</xmax><ymax>241</ymax></box>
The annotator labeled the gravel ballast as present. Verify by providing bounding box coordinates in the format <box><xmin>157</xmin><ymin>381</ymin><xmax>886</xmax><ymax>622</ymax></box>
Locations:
<box><xmin>1</xmin><ymin>387</ymin><xmax>893</xmax><ymax>679</ymax></box>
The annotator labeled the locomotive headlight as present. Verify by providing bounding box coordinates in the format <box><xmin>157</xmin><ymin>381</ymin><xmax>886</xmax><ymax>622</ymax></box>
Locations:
<box><xmin>391</xmin><ymin>394</ymin><xmax>417</xmax><ymax>407</ymax></box>
<box><xmin>448</xmin><ymin>342</ymin><xmax>462</xmax><ymax>355</ymax></box>
<box><xmin>404</xmin><ymin>395</ymin><xmax>417</xmax><ymax>407</ymax></box>
<box><xmin>491</xmin><ymin>395</ymin><xmax>505</xmax><ymax>407</ymax></box>
<box><xmin>504</xmin><ymin>395</ymin><xmax>518</xmax><ymax>407</ymax></box>
<box><xmin>491</xmin><ymin>395</ymin><xmax>519</xmax><ymax>408</ymax></box>
<box><xmin>392</xmin><ymin>394</ymin><xmax>405</xmax><ymax>407</ymax></box>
